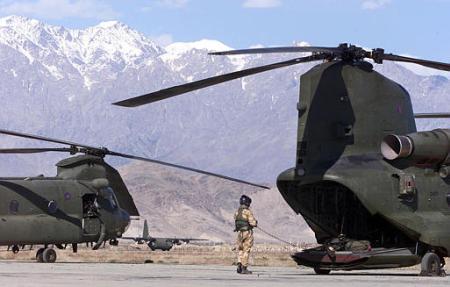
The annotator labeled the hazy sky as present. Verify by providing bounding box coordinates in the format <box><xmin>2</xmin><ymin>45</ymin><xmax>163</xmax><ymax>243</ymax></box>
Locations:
<box><xmin>0</xmin><ymin>0</ymin><xmax>448</xmax><ymax>61</ymax></box>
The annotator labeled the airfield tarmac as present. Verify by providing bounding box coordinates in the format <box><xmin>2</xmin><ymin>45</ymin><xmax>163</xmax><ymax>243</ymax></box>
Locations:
<box><xmin>0</xmin><ymin>262</ymin><xmax>449</xmax><ymax>287</ymax></box>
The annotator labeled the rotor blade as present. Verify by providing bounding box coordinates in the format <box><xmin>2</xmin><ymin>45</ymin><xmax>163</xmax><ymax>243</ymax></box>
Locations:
<box><xmin>0</xmin><ymin>147</ymin><xmax>73</xmax><ymax>154</ymax></box>
<box><xmin>381</xmin><ymin>54</ymin><xmax>450</xmax><ymax>71</ymax></box>
<box><xmin>107</xmin><ymin>151</ymin><xmax>270</xmax><ymax>189</ymax></box>
<box><xmin>414</xmin><ymin>113</ymin><xmax>450</xmax><ymax>118</ymax></box>
<box><xmin>0</xmin><ymin>129</ymin><xmax>269</xmax><ymax>189</ymax></box>
<box><xmin>209</xmin><ymin>46</ymin><xmax>341</xmax><ymax>56</ymax></box>
<box><xmin>0</xmin><ymin>129</ymin><xmax>103</xmax><ymax>152</ymax></box>
<box><xmin>112</xmin><ymin>54</ymin><xmax>327</xmax><ymax>107</ymax></box>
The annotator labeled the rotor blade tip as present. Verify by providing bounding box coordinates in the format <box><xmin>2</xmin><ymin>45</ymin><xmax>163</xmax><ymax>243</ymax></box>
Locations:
<box><xmin>112</xmin><ymin>101</ymin><xmax>134</xmax><ymax>107</ymax></box>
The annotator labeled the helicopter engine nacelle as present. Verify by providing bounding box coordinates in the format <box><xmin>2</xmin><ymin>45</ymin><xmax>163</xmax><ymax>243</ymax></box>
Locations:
<box><xmin>381</xmin><ymin>129</ymin><xmax>450</xmax><ymax>166</ymax></box>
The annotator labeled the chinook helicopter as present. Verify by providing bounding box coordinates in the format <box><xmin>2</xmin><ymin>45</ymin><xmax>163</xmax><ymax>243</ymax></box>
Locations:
<box><xmin>114</xmin><ymin>43</ymin><xmax>450</xmax><ymax>276</ymax></box>
<box><xmin>0</xmin><ymin>129</ymin><xmax>267</xmax><ymax>263</ymax></box>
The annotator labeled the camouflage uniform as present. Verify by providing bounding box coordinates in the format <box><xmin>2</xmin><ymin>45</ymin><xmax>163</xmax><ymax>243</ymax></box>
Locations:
<box><xmin>234</xmin><ymin>205</ymin><xmax>257</xmax><ymax>268</ymax></box>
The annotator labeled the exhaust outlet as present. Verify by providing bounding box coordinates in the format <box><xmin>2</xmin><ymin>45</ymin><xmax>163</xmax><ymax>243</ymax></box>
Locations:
<box><xmin>381</xmin><ymin>135</ymin><xmax>413</xmax><ymax>160</ymax></box>
<box><xmin>381</xmin><ymin>129</ymin><xmax>450</xmax><ymax>166</ymax></box>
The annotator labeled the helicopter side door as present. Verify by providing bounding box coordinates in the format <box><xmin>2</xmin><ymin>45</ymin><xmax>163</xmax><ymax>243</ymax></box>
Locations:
<box><xmin>81</xmin><ymin>193</ymin><xmax>102</xmax><ymax>237</ymax></box>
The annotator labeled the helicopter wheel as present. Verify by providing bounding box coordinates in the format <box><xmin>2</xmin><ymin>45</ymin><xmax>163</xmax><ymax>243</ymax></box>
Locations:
<box><xmin>36</xmin><ymin>248</ymin><xmax>45</xmax><ymax>263</ymax></box>
<box><xmin>11</xmin><ymin>245</ymin><xmax>20</xmax><ymax>254</ymax></box>
<box><xmin>313</xmin><ymin>266</ymin><xmax>331</xmax><ymax>275</ymax></box>
<box><xmin>420</xmin><ymin>252</ymin><xmax>445</xmax><ymax>276</ymax></box>
<box><xmin>42</xmin><ymin>248</ymin><xmax>57</xmax><ymax>263</ymax></box>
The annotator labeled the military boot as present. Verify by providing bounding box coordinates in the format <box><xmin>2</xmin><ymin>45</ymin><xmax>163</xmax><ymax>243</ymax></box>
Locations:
<box><xmin>241</xmin><ymin>266</ymin><xmax>253</xmax><ymax>274</ymax></box>
<box><xmin>236</xmin><ymin>263</ymin><xmax>242</xmax><ymax>274</ymax></box>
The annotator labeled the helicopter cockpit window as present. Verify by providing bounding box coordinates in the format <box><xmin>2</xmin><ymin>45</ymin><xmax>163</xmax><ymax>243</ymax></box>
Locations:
<box><xmin>100</xmin><ymin>187</ymin><xmax>118</xmax><ymax>210</ymax></box>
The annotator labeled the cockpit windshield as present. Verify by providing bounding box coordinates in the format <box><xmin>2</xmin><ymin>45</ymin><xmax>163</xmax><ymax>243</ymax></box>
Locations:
<box><xmin>100</xmin><ymin>187</ymin><xmax>119</xmax><ymax>210</ymax></box>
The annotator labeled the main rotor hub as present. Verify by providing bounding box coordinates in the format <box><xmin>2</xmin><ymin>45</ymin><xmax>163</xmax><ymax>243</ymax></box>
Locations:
<box><xmin>336</xmin><ymin>43</ymin><xmax>370</xmax><ymax>63</ymax></box>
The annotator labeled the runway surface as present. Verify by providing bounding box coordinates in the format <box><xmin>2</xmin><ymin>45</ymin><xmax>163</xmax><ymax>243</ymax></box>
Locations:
<box><xmin>0</xmin><ymin>262</ymin><xmax>449</xmax><ymax>287</ymax></box>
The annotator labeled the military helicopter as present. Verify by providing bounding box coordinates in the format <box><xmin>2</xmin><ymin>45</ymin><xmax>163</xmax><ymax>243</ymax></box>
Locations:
<box><xmin>122</xmin><ymin>219</ymin><xmax>207</xmax><ymax>251</ymax></box>
<box><xmin>114</xmin><ymin>43</ymin><xmax>450</xmax><ymax>276</ymax></box>
<box><xmin>0</xmin><ymin>129</ymin><xmax>267</xmax><ymax>263</ymax></box>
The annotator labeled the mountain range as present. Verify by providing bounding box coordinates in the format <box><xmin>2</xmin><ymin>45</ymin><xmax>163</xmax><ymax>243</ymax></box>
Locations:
<box><xmin>0</xmin><ymin>15</ymin><xmax>449</xmax><ymax>242</ymax></box>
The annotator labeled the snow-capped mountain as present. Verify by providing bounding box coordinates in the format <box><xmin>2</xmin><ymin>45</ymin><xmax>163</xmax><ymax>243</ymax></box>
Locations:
<box><xmin>1</xmin><ymin>16</ymin><xmax>450</xmax><ymax>242</ymax></box>
<box><xmin>0</xmin><ymin>15</ymin><xmax>448</xmax><ymax>183</ymax></box>
<box><xmin>0</xmin><ymin>16</ymin><xmax>163</xmax><ymax>87</ymax></box>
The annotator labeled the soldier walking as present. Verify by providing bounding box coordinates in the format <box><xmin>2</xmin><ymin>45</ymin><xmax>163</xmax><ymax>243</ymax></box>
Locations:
<box><xmin>234</xmin><ymin>195</ymin><xmax>257</xmax><ymax>274</ymax></box>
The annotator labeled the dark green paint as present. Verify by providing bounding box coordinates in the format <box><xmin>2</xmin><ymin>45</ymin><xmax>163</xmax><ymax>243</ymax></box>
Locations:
<box><xmin>277</xmin><ymin>60</ymin><xmax>450</xmax><ymax>261</ymax></box>
<box><xmin>0</xmin><ymin>155</ymin><xmax>132</xmax><ymax>247</ymax></box>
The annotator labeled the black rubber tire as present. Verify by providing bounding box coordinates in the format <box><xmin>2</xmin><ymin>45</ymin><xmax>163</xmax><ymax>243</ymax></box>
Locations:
<box><xmin>314</xmin><ymin>266</ymin><xmax>331</xmax><ymax>275</ymax></box>
<box><xmin>420</xmin><ymin>252</ymin><xmax>441</xmax><ymax>276</ymax></box>
<box><xmin>42</xmin><ymin>248</ymin><xmax>57</xmax><ymax>263</ymax></box>
<box><xmin>12</xmin><ymin>245</ymin><xmax>19</xmax><ymax>254</ymax></box>
<box><xmin>36</xmin><ymin>248</ymin><xmax>45</xmax><ymax>263</ymax></box>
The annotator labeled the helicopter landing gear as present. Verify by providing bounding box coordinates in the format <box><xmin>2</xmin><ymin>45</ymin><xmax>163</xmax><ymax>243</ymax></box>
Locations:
<box><xmin>11</xmin><ymin>245</ymin><xmax>20</xmax><ymax>254</ymax></box>
<box><xmin>313</xmin><ymin>266</ymin><xmax>331</xmax><ymax>275</ymax></box>
<box><xmin>36</xmin><ymin>248</ymin><xmax>44</xmax><ymax>262</ymax></box>
<box><xmin>420</xmin><ymin>252</ymin><xmax>446</xmax><ymax>276</ymax></box>
<box><xmin>36</xmin><ymin>247</ymin><xmax>57</xmax><ymax>263</ymax></box>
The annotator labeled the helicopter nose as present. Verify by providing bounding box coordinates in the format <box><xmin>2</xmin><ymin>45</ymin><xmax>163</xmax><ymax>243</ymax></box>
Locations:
<box><xmin>119</xmin><ymin>209</ymin><xmax>131</xmax><ymax>234</ymax></box>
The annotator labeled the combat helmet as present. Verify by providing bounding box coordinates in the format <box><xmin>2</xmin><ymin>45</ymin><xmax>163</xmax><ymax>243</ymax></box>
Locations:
<box><xmin>240</xmin><ymin>195</ymin><xmax>252</xmax><ymax>206</ymax></box>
